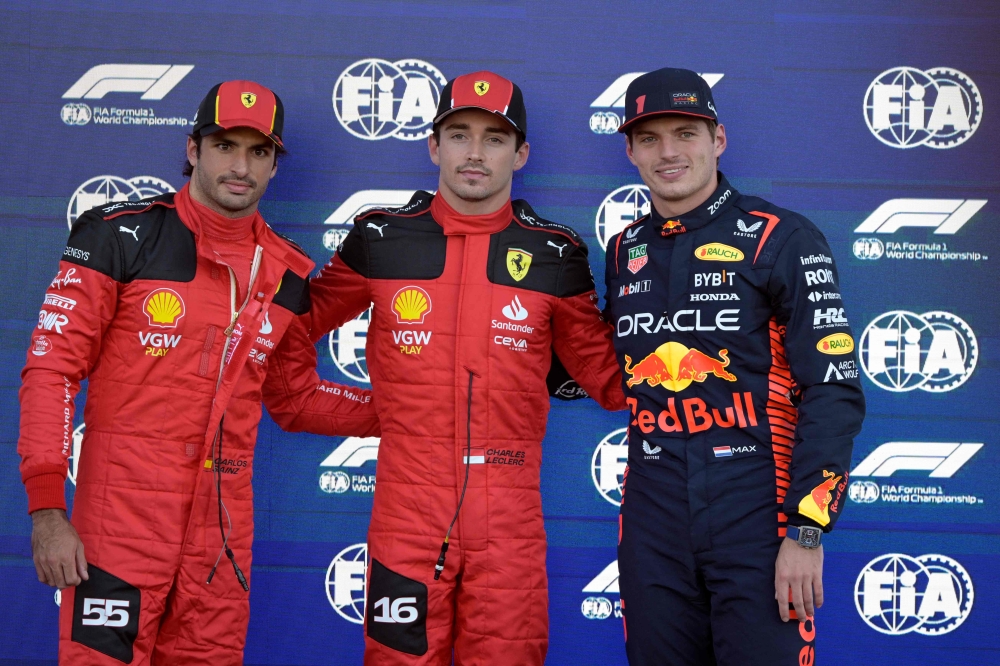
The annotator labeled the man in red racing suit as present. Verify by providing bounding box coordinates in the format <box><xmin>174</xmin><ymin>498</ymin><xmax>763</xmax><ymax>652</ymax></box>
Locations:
<box><xmin>307</xmin><ymin>71</ymin><xmax>626</xmax><ymax>664</ymax></box>
<box><xmin>18</xmin><ymin>80</ymin><xmax>379</xmax><ymax>665</ymax></box>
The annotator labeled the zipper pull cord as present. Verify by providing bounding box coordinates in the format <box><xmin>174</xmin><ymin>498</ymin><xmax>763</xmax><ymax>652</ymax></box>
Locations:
<box><xmin>435</xmin><ymin>369</ymin><xmax>475</xmax><ymax>581</ymax></box>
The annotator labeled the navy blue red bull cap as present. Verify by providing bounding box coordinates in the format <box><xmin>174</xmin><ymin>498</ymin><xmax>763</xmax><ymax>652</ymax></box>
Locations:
<box><xmin>434</xmin><ymin>70</ymin><xmax>527</xmax><ymax>137</ymax></box>
<box><xmin>193</xmin><ymin>80</ymin><xmax>285</xmax><ymax>147</ymax></box>
<box><xmin>618</xmin><ymin>67</ymin><xmax>718</xmax><ymax>133</ymax></box>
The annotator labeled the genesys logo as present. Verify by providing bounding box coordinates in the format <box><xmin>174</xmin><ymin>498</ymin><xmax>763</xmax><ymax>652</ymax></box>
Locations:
<box><xmin>595</xmin><ymin>185</ymin><xmax>651</xmax><ymax>250</ymax></box>
<box><xmin>848</xmin><ymin>442</ymin><xmax>984</xmax><ymax>507</ymax></box>
<box><xmin>864</xmin><ymin>67</ymin><xmax>982</xmax><ymax>149</ymax></box>
<box><xmin>592</xmin><ymin>429</ymin><xmax>628</xmax><ymax>506</ymax></box>
<box><xmin>580</xmin><ymin>560</ymin><xmax>621</xmax><ymax>620</ymax></box>
<box><xmin>61</xmin><ymin>64</ymin><xmax>194</xmax><ymax>128</ymax></box>
<box><xmin>333</xmin><ymin>59</ymin><xmax>446</xmax><ymax>140</ymax></box>
<box><xmin>319</xmin><ymin>437</ymin><xmax>379</xmax><ymax>495</ymax></box>
<box><xmin>325</xmin><ymin>543</ymin><xmax>369</xmax><ymax>624</ymax></box>
<box><xmin>329</xmin><ymin>306</ymin><xmax>372</xmax><ymax>383</ymax></box>
<box><xmin>589</xmin><ymin>72</ymin><xmax>724</xmax><ymax>134</ymax></box>
<box><xmin>68</xmin><ymin>176</ymin><xmax>175</xmax><ymax>229</ymax></box>
<box><xmin>855</xmin><ymin>553</ymin><xmax>973</xmax><ymax>635</ymax></box>
<box><xmin>859</xmin><ymin>311</ymin><xmax>977</xmax><ymax>393</ymax></box>
<box><xmin>853</xmin><ymin>199</ymin><xmax>988</xmax><ymax>262</ymax></box>
<box><xmin>322</xmin><ymin>190</ymin><xmax>422</xmax><ymax>251</ymax></box>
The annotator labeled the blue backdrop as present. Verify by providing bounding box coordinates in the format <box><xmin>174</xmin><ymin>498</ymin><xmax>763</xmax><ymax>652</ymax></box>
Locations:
<box><xmin>1</xmin><ymin>1</ymin><xmax>997</xmax><ymax>664</ymax></box>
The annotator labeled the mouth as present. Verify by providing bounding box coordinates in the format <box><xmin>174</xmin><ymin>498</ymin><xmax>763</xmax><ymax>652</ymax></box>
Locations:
<box><xmin>655</xmin><ymin>165</ymin><xmax>688</xmax><ymax>181</ymax></box>
<box><xmin>458</xmin><ymin>167</ymin><xmax>490</xmax><ymax>181</ymax></box>
<box><xmin>221</xmin><ymin>180</ymin><xmax>254</xmax><ymax>195</ymax></box>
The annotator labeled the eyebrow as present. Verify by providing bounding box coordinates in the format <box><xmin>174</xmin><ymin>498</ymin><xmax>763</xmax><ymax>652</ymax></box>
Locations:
<box><xmin>443</xmin><ymin>121</ymin><xmax>512</xmax><ymax>136</ymax></box>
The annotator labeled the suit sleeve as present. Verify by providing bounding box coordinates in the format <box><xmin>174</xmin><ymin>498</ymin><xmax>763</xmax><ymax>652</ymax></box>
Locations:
<box><xmin>262</xmin><ymin>313</ymin><xmax>379</xmax><ymax>437</ymax></box>
<box><xmin>307</xmin><ymin>224</ymin><xmax>373</xmax><ymax>341</ymax></box>
<box><xmin>18</xmin><ymin>213</ymin><xmax>120</xmax><ymax>513</ymax></box>
<box><xmin>550</xmin><ymin>239</ymin><xmax>627</xmax><ymax>412</ymax></box>
<box><xmin>768</xmin><ymin>224</ymin><xmax>866</xmax><ymax>532</ymax></box>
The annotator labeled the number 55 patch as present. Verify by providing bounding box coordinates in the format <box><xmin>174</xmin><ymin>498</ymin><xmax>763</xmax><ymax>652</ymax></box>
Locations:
<box><xmin>72</xmin><ymin>565</ymin><xmax>141</xmax><ymax>663</ymax></box>
<box><xmin>365</xmin><ymin>559</ymin><xmax>428</xmax><ymax>656</ymax></box>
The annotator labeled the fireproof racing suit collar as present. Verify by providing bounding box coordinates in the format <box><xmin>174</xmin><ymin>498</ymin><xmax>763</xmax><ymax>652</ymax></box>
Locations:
<box><xmin>429</xmin><ymin>191</ymin><xmax>514</xmax><ymax>236</ymax></box>
<box><xmin>648</xmin><ymin>171</ymin><xmax>738</xmax><ymax>236</ymax></box>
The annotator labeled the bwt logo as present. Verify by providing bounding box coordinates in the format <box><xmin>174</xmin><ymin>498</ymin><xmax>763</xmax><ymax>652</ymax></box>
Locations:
<box><xmin>591</xmin><ymin>428</ymin><xmax>628</xmax><ymax>506</ymax></box>
<box><xmin>859</xmin><ymin>311</ymin><xmax>977</xmax><ymax>393</ymax></box>
<box><xmin>855</xmin><ymin>553</ymin><xmax>973</xmax><ymax>635</ymax></box>
<box><xmin>322</xmin><ymin>190</ymin><xmax>421</xmax><ymax>251</ymax></box>
<box><xmin>63</xmin><ymin>64</ymin><xmax>194</xmax><ymax>100</ymax></box>
<box><xmin>595</xmin><ymin>185</ymin><xmax>651</xmax><ymax>250</ymax></box>
<box><xmin>333</xmin><ymin>59</ymin><xmax>446</xmax><ymax>140</ymax></box>
<box><xmin>581</xmin><ymin>560</ymin><xmax>621</xmax><ymax>620</ymax></box>
<box><xmin>329</xmin><ymin>307</ymin><xmax>372</xmax><ymax>383</ymax></box>
<box><xmin>852</xmin><ymin>442</ymin><xmax>983</xmax><ymax>478</ymax></box>
<box><xmin>863</xmin><ymin>67</ymin><xmax>983</xmax><ymax>149</ymax></box>
<box><xmin>589</xmin><ymin>72</ymin><xmax>724</xmax><ymax>134</ymax></box>
<box><xmin>325</xmin><ymin>543</ymin><xmax>369</xmax><ymax>624</ymax></box>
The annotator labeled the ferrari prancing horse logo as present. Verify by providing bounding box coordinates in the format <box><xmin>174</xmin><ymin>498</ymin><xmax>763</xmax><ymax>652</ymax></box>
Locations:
<box><xmin>506</xmin><ymin>248</ymin><xmax>532</xmax><ymax>281</ymax></box>
<box><xmin>242</xmin><ymin>93</ymin><xmax>257</xmax><ymax>108</ymax></box>
<box><xmin>474</xmin><ymin>80</ymin><xmax>490</xmax><ymax>96</ymax></box>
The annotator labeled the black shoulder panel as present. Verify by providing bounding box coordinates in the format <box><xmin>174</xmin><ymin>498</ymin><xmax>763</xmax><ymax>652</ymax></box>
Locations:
<box><xmin>63</xmin><ymin>195</ymin><xmax>196</xmax><ymax>283</ymax></box>
<box><xmin>273</xmin><ymin>230</ymin><xmax>310</xmax><ymax>258</ymax></box>
<box><xmin>487</xmin><ymin>219</ymin><xmax>596</xmax><ymax>297</ymax></box>
<box><xmin>511</xmin><ymin>200</ymin><xmax>583</xmax><ymax>244</ymax></box>
<box><xmin>272</xmin><ymin>269</ymin><xmax>311</xmax><ymax>315</ymax></box>
<box><xmin>338</xmin><ymin>191</ymin><xmax>446</xmax><ymax>280</ymax></box>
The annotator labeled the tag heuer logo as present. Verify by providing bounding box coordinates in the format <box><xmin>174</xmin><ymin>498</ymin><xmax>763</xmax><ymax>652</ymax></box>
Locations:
<box><xmin>627</xmin><ymin>244</ymin><xmax>648</xmax><ymax>274</ymax></box>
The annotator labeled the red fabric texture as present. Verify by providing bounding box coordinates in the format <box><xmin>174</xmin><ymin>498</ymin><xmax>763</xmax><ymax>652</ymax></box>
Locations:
<box><xmin>19</xmin><ymin>186</ymin><xmax>379</xmax><ymax>663</ymax></box>
<box><xmin>309</xmin><ymin>195</ymin><xmax>625</xmax><ymax>664</ymax></box>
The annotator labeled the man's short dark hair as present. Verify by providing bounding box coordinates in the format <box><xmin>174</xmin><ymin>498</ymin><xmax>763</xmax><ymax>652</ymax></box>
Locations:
<box><xmin>431</xmin><ymin>123</ymin><xmax>526</xmax><ymax>152</ymax></box>
<box><xmin>182</xmin><ymin>132</ymin><xmax>287</xmax><ymax>177</ymax></box>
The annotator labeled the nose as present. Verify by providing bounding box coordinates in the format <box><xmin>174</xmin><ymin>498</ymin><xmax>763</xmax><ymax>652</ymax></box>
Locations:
<box><xmin>229</xmin><ymin>147</ymin><xmax>251</xmax><ymax>177</ymax></box>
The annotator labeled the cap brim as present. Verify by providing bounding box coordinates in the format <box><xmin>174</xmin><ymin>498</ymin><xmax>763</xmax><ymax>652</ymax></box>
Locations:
<box><xmin>618</xmin><ymin>110</ymin><xmax>716</xmax><ymax>133</ymax></box>
<box><xmin>199</xmin><ymin>121</ymin><xmax>283</xmax><ymax>147</ymax></box>
<box><xmin>433</xmin><ymin>106</ymin><xmax>522</xmax><ymax>135</ymax></box>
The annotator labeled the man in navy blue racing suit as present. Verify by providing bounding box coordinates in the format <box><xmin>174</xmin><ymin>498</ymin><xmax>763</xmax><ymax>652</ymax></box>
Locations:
<box><xmin>604</xmin><ymin>68</ymin><xmax>865</xmax><ymax>665</ymax></box>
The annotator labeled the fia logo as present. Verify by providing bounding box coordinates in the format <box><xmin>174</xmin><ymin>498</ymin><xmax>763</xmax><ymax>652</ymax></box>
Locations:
<box><xmin>864</xmin><ymin>67</ymin><xmax>983</xmax><ymax>149</ymax></box>
<box><xmin>329</xmin><ymin>307</ymin><xmax>372</xmax><ymax>383</ymax></box>
<box><xmin>580</xmin><ymin>560</ymin><xmax>621</xmax><ymax>620</ymax></box>
<box><xmin>333</xmin><ymin>59</ymin><xmax>446</xmax><ymax>140</ymax></box>
<box><xmin>596</xmin><ymin>185</ymin><xmax>651</xmax><ymax>250</ymax></box>
<box><xmin>591</xmin><ymin>429</ymin><xmax>628</xmax><ymax>506</ymax></box>
<box><xmin>325</xmin><ymin>543</ymin><xmax>369</xmax><ymax>624</ymax></box>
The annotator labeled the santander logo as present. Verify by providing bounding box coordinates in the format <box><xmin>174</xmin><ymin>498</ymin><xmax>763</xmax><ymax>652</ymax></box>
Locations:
<box><xmin>502</xmin><ymin>295</ymin><xmax>529</xmax><ymax>321</ymax></box>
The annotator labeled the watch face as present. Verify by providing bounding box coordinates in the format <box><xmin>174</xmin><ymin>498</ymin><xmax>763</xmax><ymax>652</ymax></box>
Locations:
<box><xmin>800</xmin><ymin>527</ymin><xmax>822</xmax><ymax>548</ymax></box>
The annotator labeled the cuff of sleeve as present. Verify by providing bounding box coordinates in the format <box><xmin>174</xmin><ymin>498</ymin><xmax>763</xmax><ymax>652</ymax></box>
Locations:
<box><xmin>786</xmin><ymin>516</ymin><xmax>825</xmax><ymax>531</ymax></box>
<box><xmin>24</xmin><ymin>473</ymin><xmax>67</xmax><ymax>514</ymax></box>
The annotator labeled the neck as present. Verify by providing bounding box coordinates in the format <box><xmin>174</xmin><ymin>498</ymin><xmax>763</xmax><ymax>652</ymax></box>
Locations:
<box><xmin>436</xmin><ymin>177</ymin><xmax>512</xmax><ymax>216</ymax></box>
<box><xmin>649</xmin><ymin>171</ymin><xmax>719</xmax><ymax>218</ymax></box>
<box><xmin>188</xmin><ymin>177</ymin><xmax>259</xmax><ymax>219</ymax></box>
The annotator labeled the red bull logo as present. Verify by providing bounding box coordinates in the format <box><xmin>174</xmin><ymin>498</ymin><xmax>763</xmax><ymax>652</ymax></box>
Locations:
<box><xmin>661</xmin><ymin>219</ymin><xmax>687</xmax><ymax>237</ymax></box>
<box><xmin>626</xmin><ymin>392</ymin><xmax>758</xmax><ymax>435</ymax></box>
<box><xmin>797</xmin><ymin>470</ymin><xmax>843</xmax><ymax>527</ymax></box>
<box><xmin>624</xmin><ymin>341</ymin><xmax>736</xmax><ymax>392</ymax></box>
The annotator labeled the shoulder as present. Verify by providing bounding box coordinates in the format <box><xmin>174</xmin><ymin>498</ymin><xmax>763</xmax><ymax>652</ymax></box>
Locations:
<box><xmin>337</xmin><ymin>191</ymin><xmax>446</xmax><ymax>279</ymax></box>
<box><xmin>66</xmin><ymin>194</ymin><xmax>195</xmax><ymax>282</ymax></box>
<box><xmin>510</xmin><ymin>200</ymin><xmax>584</xmax><ymax>245</ymax></box>
<box><xmin>731</xmin><ymin>195</ymin><xmax>828</xmax><ymax>267</ymax></box>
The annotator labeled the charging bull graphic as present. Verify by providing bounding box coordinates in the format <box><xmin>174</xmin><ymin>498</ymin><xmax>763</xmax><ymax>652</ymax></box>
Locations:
<box><xmin>624</xmin><ymin>341</ymin><xmax>736</xmax><ymax>392</ymax></box>
<box><xmin>797</xmin><ymin>470</ymin><xmax>842</xmax><ymax>527</ymax></box>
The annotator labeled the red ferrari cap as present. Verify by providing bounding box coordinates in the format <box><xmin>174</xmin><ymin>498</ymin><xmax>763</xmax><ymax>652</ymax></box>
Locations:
<box><xmin>434</xmin><ymin>70</ymin><xmax>526</xmax><ymax>137</ymax></box>
<box><xmin>193</xmin><ymin>80</ymin><xmax>284</xmax><ymax>147</ymax></box>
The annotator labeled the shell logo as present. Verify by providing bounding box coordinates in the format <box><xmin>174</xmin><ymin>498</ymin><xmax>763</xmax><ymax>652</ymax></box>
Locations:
<box><xmin>392</xmin><ymin>286</ymin><xmax>432</xmax><ymax>324</ymax></box>
<box><xmin>694</xmin><ymin>243</ymin><xmax>744</xmax><ymax>262</ymax></box>
<box><xmin>143</xmin><ymin>288</ymin><xmax>186</xmax><ymax>328</ymax></box>
<box><xmin>817</xmin><ymin>333</ymin><xmax>854</xmax><ymax>355</ymax></box>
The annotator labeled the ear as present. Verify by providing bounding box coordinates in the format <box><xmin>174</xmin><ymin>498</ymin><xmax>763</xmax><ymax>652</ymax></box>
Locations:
<box><xmin>186</xmin><ymin>136</ymin><xmax>199</xmax><ymax>172</ymax></box>
<box><xmin>512</xmin><ymin>140</ymin><xmax>530</xmax><ymax>172</ymax></box>
<box><xmin>428</xmin><ymin>133</ymin><xmax>440</xmax><ymax>166</ymax></box>
<box><xmin>714</xmin><ymin>123</ymin><xmax>727</xmax><ymax>159</ymax></box>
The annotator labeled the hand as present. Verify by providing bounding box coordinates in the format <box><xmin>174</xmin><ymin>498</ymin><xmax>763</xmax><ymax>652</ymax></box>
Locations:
<box><xmin>774</xmin><ymin>537</ymin><xmax>823</xmax><ymax>623</ymax></box>
<box><xmin>31</xmin><ymin>509</ymin><xmax>88</xmax><ymax>589</ymax></box>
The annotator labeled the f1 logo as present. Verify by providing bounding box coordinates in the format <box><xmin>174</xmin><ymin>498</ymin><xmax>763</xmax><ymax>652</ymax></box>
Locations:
<box><xmin>63</xmin><ymin>64</ymin><xmax>194</xmax><ymax>100</ymax></box>
<box><xmin>855</xmin><ymin>199</ymin><xmax>987</xmax><ymax>235</ymax></box>
<box><xmin>851</xmin><ymin>442</ymin><xmax>983</xmax><ymax>478</ymax></box>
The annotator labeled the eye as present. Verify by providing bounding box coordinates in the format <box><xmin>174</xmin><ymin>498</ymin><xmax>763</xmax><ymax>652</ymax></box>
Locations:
<box><xmin>680</xmin><ymin>132</ymin><xmax>695</xmax><ymax>139</ymax></box>
<box><xmin>254</xmin><ymin>148</ymin><xmax>268</xmax><ymax>158</ymax></box>
<box><xmin>217</xmin><ymin>142</ymin><xmax>232</xmax><ymax>151</ymax></box>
